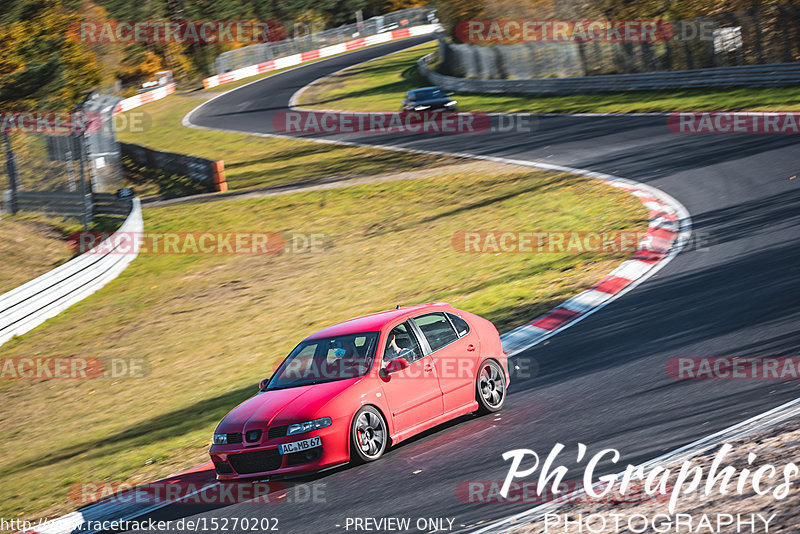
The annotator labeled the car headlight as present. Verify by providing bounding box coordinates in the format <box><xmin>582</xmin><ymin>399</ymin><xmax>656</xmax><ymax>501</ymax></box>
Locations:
<box><xmin>287</xmin><ymin>417</ymin><xmax>332</xmax><ymax>436</ymax></box>
<box><xmin>445</xmin><ymin>101</ymin><xmax>457</xmax><ymax>107</ymax></box>
<box><xmin>213</xmin><ymin>433</ymin><xmax>228</xmax><ymax>445</ymax></box>
<box><xmin>414</xmin><ymin>105</ymin><xmax>430</xmax><ymax>111</ymax></box>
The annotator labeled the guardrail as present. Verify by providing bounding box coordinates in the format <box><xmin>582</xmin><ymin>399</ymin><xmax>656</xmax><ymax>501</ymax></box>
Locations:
<box><xmin>120</xmin><ymin>142</ymin><xmax>227</xmax><ymax>192</ymax></box>
<box><xmin>0</xmin><ymin>198</ymin><xmax>142</xmax><ymax>347</ymax></box>
<box><xmin>418</xmin><ymin>53</ymin><xmax>800</xmax><ymax>94</ymax></box>
<box><xmin>204</xmin><ymin>24</ymin><xmax>439</xmax><ymax>89</ymax></box>
<box><xmin>3</xmin><ymin>191</ymin><xmax>133</xmax><ymax>218</ymax></box>
<box><xmin>215</xmin><ymin>6</ymin><xmax>435</xmax><ymax>74</ymax></box>
<box><xmin>113</xmin><ymin>83</ymin><xmax>176</xmax><ymax>115</ymax></box>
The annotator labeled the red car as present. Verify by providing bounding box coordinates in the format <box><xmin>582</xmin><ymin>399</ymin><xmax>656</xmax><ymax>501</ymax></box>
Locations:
<box><xmin>210</xmin><ymin>303</ymin><xmax>509</xmax><ymax>479</ymax></box>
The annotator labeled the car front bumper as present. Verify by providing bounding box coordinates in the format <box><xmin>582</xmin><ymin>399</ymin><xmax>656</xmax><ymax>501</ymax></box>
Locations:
<box><xmin>210</xmin><ymin>420</ymin><xmax>349</xmax><ymax>480</ymax></box>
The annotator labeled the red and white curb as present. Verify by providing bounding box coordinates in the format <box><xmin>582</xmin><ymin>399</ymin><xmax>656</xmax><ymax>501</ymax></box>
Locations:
<box><xmin>112</xmin><ymin>83</ymin><xmax>176</xmax><ymax>115</ymax></box>
<box><xmin>497</xmin><ymin>163</ymin><xmax>689</xmax><ymax>356</ymax></box>
<box><xmin>202</xmin><ymin>24</ymin><xmax>439</xmax><ymax>89</ymax></box>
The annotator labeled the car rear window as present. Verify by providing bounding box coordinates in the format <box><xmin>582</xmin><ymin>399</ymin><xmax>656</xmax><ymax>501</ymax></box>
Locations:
<box><xmin>412</xmin><ymin>313</ymin><xmax>458</xmax><ymax>352</ymax></box>
<box><xmin>447</xmin><ymin>313</ymin><xmax>470</xmax><ymax>337</ymax></box>
<box><xmin>415</xmin><ymin>88</ymin><xmax>444</xmax><ymax>100</ymax></box>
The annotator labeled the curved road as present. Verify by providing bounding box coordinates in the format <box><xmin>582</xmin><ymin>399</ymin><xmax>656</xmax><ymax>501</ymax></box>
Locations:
<box><xmin>131</xmin><ymin>36</ymin><xmax>800</xmax><ymax>533</ymax></box>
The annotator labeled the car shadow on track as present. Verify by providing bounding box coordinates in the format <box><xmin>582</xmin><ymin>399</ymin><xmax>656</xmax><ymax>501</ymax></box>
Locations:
<box><xmin>98</xmin><ymin>410</ymin><xmax>501</xmax><ymax>533</ymax></box>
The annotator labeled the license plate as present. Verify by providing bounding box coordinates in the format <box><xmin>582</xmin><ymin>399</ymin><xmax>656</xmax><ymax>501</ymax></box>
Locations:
<box><xmin>278</xmin><ymin>436</ymin><xmax>321</xmax><ymax>455</ymax></box>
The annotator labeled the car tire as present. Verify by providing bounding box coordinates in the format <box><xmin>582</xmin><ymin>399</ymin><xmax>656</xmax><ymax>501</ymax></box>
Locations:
<box><xmin>475</xmin><ymin>359</ymin><xmax>506</xmax><ymax>414</ymax></box>
<box><xmin>350</xmin><ymin>406</ymin><xmax>388</xmax><ymax>463</ymax></box>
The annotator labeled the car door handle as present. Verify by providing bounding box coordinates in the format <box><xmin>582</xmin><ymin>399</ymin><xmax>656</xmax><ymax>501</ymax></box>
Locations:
<box><xmin>467</xmin><ymin>344</ymin><xmax>476</xmax><ymax>352</ymax></box>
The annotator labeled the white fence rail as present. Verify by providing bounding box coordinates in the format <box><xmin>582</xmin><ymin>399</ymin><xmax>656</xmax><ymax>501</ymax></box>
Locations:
<box><xmin>0</xmin><ymin>198</ymin><xmax>142</xmax><ymax>347</ymax></box>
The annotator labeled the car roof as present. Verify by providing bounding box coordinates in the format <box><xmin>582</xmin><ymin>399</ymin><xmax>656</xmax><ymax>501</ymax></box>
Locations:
<box><xmin>409</xmin><ymin>87</ymin><xmax>441</xmax><ymax>94</ymax></box>
<box><xmin>303</xmin><ymin>303</ymin><xmax>453</xmax><ymax>341</ymax></box>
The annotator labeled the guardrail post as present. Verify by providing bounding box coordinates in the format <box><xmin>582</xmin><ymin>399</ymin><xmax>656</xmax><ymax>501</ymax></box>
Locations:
<box><xmin>212</xmin><ymin>160</ymin><xmax>227</xmax><ymax>192</ymax></box>
<box><xmin>76</xmin><ymin>134</ymin><xmax>93</xmax><ymax>231</ymax></box>
<box><xmin>2</xmin><ymin>133</ymin><xmax>19</xmax><ymax>215</ymax></box>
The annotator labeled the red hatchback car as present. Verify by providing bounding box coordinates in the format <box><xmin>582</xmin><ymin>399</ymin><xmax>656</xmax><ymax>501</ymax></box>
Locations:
<box><xmin>210</xmin><ymin>303</ymin><xmax>509</xmax><ymax>480</ymax></box>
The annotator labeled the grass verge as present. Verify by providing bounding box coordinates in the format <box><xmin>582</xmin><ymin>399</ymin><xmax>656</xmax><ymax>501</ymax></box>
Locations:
<box><xmin>2</xmin><ymin>162</ymin><xmax>647</xmax><ymax>523</ymax></box>
<box><xmin>0</xmin><ymin>214</ymin><xmax>74</xmax><ymax>294</ymax></box>
<box><xmin>116</xmin><ymin>91</ymin><xmax>456</xmax><ymax>199</ymax></box>
<box><xmin>0</xmin><ymin>213</ymin><xmax>126</xmax><ymax>294</ymax></box>
<box><xmin>297</xmin><ymin>42</ymin><xmax>800</xmax><ymax>113</ymax></box>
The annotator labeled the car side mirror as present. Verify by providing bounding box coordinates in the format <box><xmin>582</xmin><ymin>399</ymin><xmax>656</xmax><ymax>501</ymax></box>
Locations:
<box><xmin>381</xmin><ymin>358</ymin><xmax>409</xmax><ymax>377</ymax></box>
<box><xmin>259</xmin><ymin>378</ymin><xmax>269</xmax><ymax>391</ymax></box>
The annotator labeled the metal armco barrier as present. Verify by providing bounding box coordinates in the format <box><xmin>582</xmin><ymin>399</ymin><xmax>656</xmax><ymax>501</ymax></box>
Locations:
<box><xmin>214</xmin><ymin>7</ymin><xmax>435</xmax><ymax>74</ymax></box>
<box><xmin>3</xmin><ymin>191</ymin><xmax>132</xmax><ymax>218</ymax></box>
<box><xmin>0</xmin><ymin>198</ymin><xmax>142</xmax><ymax>347</ymax></box>
<box><xmin>112</xmin><ymin>84</ymin><xmax>176</xmax><ymax>115</ymax></box>
<box><xmin>204</xmin><ymin>24</ymin><xmax>440</xmax><ymax>89</ymax></box>
<box><xmin>418</xmin><ymin>54</ymin><xmax>800</xmax><ymax>94</ymax></box>
<box><xmin>120</xmin><ymin>142</ymin><xmax>227</xmax><ymax>191</ymax></box>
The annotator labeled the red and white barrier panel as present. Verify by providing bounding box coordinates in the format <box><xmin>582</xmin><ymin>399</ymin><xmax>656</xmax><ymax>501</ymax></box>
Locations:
<box><xmin>203</xmin><ymin>24</ymin><xmax>439</xmax><ymax>89</ymax></box>
<box><xmin>112</xmin><ymin>83</ymin><xmax>177</xmax><ymax>115</ymax></box>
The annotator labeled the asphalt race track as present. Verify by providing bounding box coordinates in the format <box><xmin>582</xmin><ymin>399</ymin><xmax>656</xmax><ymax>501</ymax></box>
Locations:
<box><xmin>125</xmin><ymin>36</ymin><xmax>800</xmax><ymax>533</ymax></box>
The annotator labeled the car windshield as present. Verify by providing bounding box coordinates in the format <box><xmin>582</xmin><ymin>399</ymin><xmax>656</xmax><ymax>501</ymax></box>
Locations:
<box><xmin>265</xmin><ymin>332</ymin><xmax>379</xmax><ymax>390</ymax></box>
<box><xmin>415</xmin><ymin>88</ymin><xmax>444</xmax><ymax>100</ymax></box>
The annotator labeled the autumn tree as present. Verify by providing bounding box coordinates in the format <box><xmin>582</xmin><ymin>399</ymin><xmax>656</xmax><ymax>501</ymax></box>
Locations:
<box><xmin>0</xmin><ymin>0</ymin><xmax>102</xmax><ymax>110</ymax></box>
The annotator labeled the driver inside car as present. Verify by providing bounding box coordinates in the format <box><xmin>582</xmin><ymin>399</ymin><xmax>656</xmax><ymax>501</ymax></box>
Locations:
<box><xmin>326</xmin><ymin>339</ymin><xmax>363</xmax><ymax>378</ymax></box>
<box><xmin>383</xmin><ymin>331</ymin><xmax>415</xmax><ymax>364</ymax></box>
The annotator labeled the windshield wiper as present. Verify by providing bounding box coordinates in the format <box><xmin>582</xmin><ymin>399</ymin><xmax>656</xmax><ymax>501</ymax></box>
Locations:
<box><xmin>266</xmin><ymin>378</ymin><xmax>340</xmax><ymax>391</ymax></box>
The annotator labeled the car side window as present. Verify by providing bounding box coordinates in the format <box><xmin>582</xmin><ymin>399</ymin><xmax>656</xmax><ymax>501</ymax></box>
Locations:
<box><xmin>447</xmin><ymin>313</ymin><xmax>470</xmax><ymax>338</ymax></box>
<box><xmin>412</xmin><ymin>313</ymin><xmax>458</xmax><ymax>352</ymax></box>
<box><xmin>383</xmin><ymin>322</ymin><xmax>423</xmax><ymax>364</ymax></box>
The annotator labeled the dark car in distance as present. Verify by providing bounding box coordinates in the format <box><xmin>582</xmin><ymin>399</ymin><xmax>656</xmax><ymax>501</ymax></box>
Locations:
<box><xmin>401</xmin><ymin>87</ymin><xmax>457</xmax><ymax>111</ymax></box>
